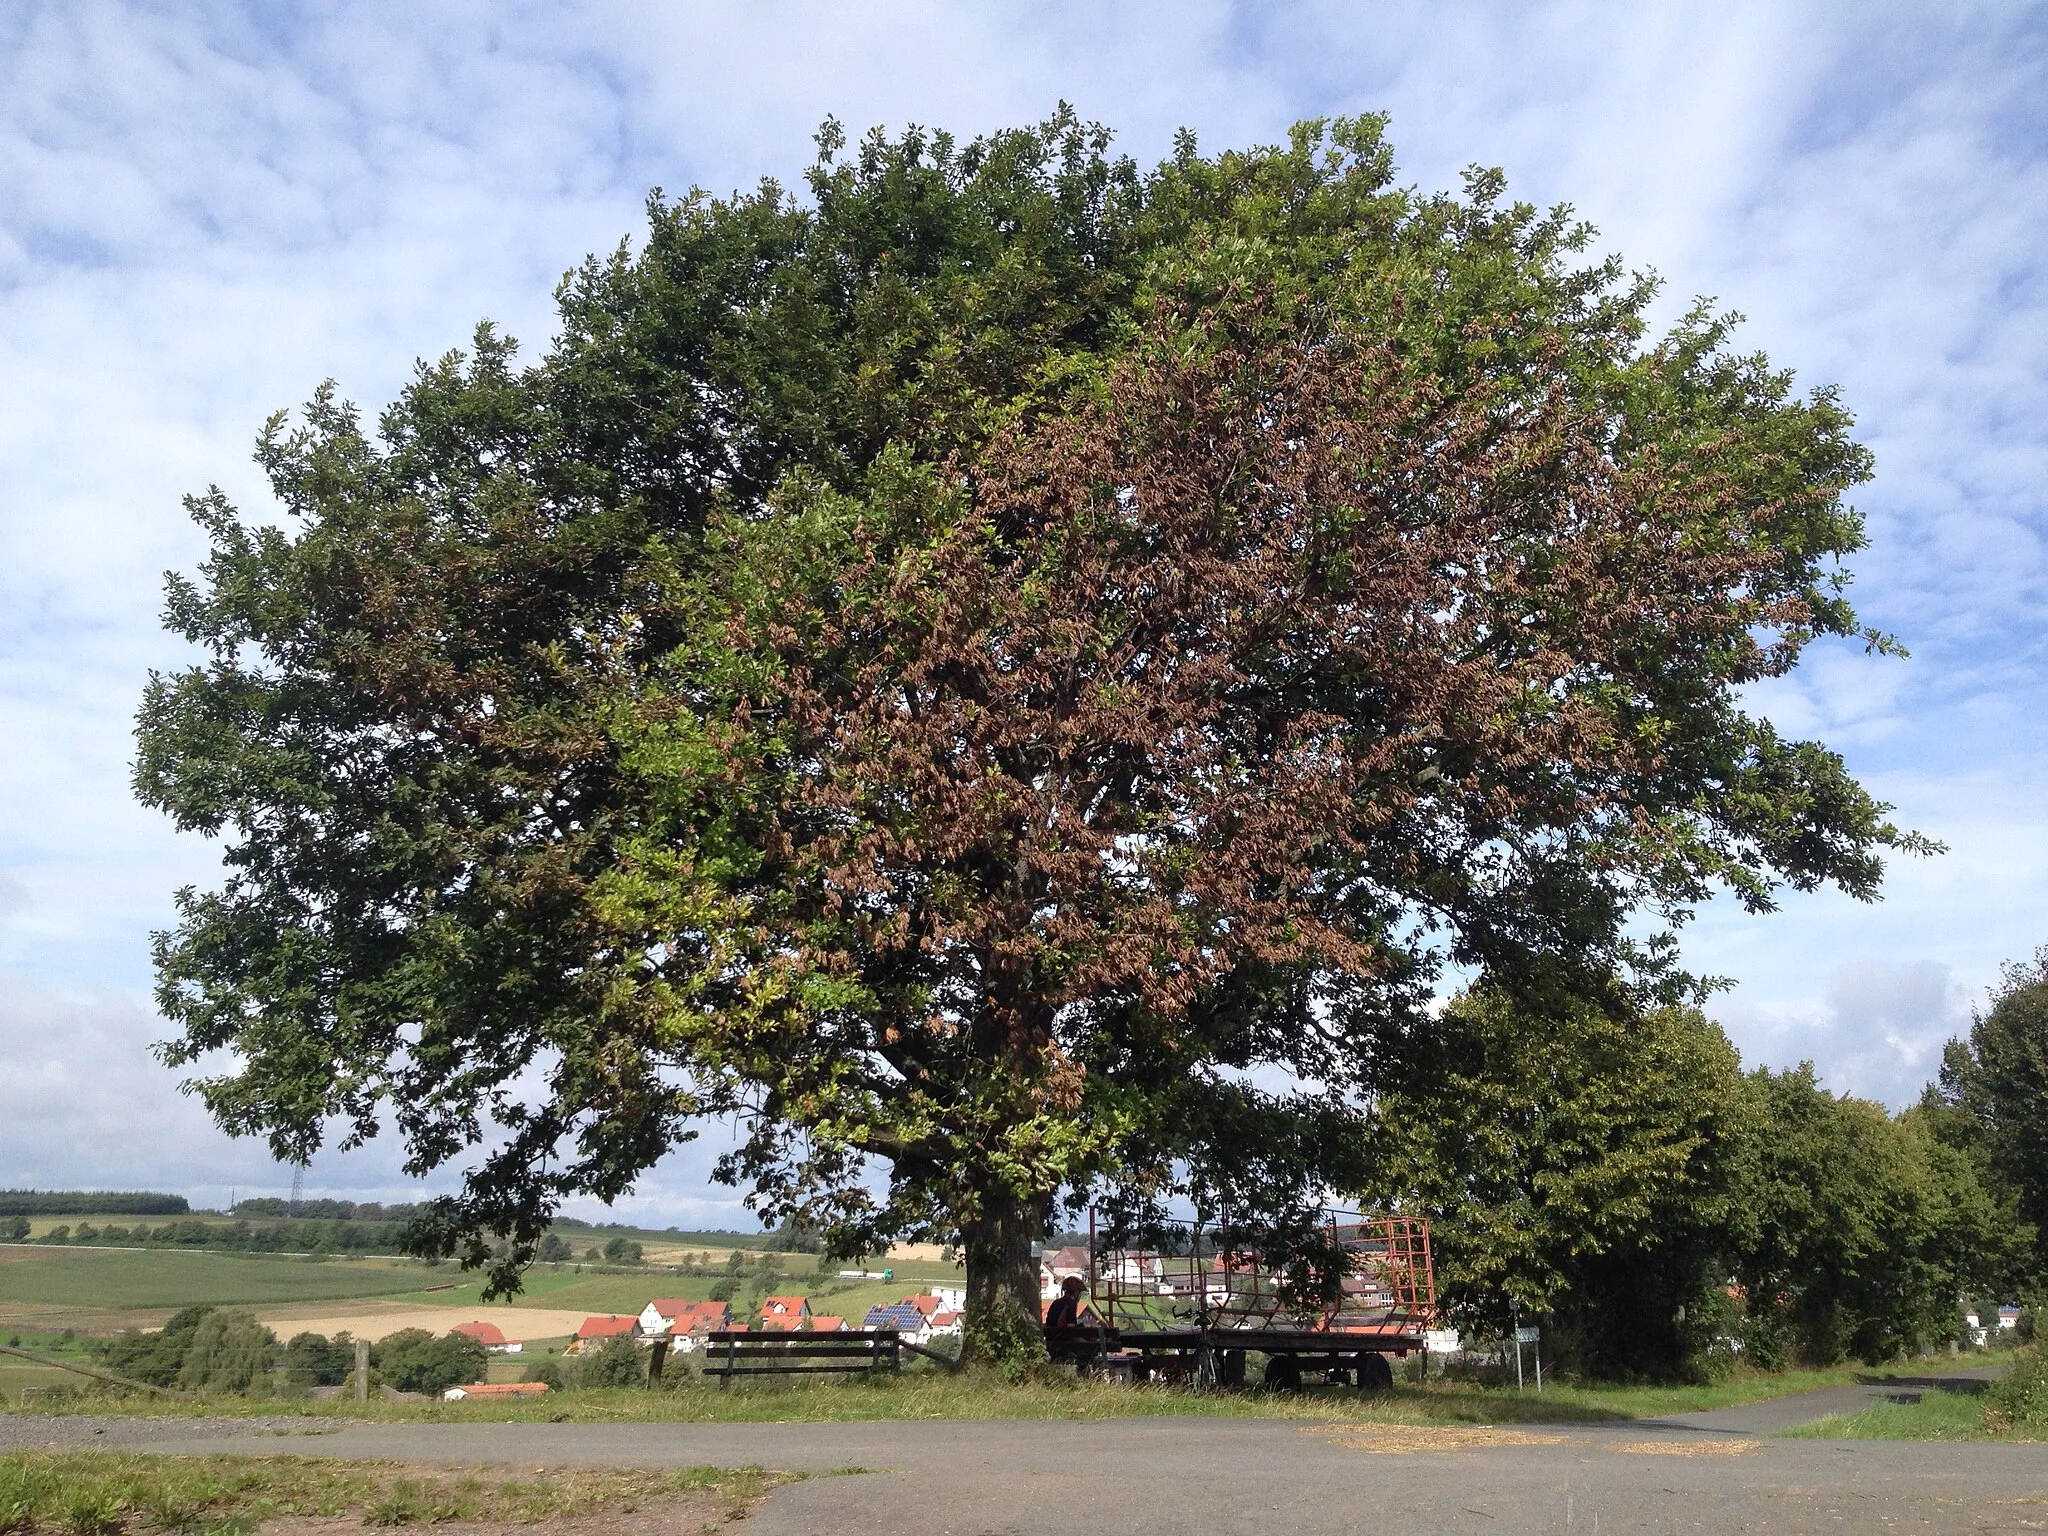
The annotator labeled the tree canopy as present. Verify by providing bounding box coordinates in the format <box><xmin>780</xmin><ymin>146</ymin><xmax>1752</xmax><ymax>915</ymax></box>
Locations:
<box><xmin>1372</xmin><ymin>984</ymin><xmax>2024</xmax><ymax>1377</ymax></box>
<box><xmin>136</xmin><ymin>112</ymin><xmax>1919</xmax><ymax>1355</ymax></box>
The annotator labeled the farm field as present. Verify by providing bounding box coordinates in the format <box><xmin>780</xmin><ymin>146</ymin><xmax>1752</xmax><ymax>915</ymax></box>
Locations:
<box><xmin>0</xmin><ymin>1235</ymin><xmax>964</xmax><ymax>1346</ymax></box>
<box><xmin>0</xmin><ymin>1247</ymin><xmax>431</xmax><ymax>1331</ymax></box>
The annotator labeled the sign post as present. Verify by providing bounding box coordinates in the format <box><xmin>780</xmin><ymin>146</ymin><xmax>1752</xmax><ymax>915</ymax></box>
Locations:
<box><xmin>1514</xmin><ymin>1324</ymin><xmax>1541</xmax><ymax>1393</ymax></box>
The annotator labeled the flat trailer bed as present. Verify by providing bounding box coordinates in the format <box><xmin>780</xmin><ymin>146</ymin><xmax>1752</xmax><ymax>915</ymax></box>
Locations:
<box><xmin>1084</xmin><ymin>1326</ymin><xmax>1424</xmax><ymax>1390</ymax></box>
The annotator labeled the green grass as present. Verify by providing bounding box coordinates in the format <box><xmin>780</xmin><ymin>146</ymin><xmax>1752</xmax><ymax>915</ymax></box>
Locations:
<box><xmin>6</xmin><ymin>1361</ymin><xmax>1897</xmax><ymax>1426</ymax></box>
<box><xmin>1781</xmin><ymin>1386</ymin><xmax>2013</xmax><ymax>1441</ymax></box>
<box><xmin>0</xmin><ymin>1250</ymin><xmax>434</xmax><ymax>1311</ymax></box>
<box><xmin>0</xmin><ymin>1453</ymin><xmax>796</xmax><ymax>1533</ymax></box>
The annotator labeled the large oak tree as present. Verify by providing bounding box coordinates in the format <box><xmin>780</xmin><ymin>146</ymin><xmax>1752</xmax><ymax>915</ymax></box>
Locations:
<box><xmin>137</xmin><ymin>114</ymin><xmax>1920</xmax><ymax>1357</ymax></box>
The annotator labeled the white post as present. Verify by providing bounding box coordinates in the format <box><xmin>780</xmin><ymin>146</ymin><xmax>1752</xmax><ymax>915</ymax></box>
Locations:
<box><xmin>1513</xmin><ymin>1317</ymin><xmax>1523</xmax><ymax>1391</ymax></box>
<box><xmin>354</xmin><ymin>1337</ymin><xmax>369</xmax><ymax>1402</ymax></box>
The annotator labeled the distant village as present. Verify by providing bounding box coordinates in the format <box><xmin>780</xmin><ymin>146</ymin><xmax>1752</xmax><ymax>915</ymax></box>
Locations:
<box><xmin>555</xmin><ymin>1284</ymin><xmax>969</xmax><ymax>1356</ymax></box>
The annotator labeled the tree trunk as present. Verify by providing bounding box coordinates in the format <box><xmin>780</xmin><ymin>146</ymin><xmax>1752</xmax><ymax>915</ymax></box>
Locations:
<box><xmin>959</xmin><ymin>1188</ymin><xmax>1050</xmax><ymax>1367</ymax></box>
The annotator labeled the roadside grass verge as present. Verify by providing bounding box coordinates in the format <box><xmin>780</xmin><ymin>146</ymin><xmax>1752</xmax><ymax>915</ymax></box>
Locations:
<box><xmin>0</xmin><ymin>1453</ymin><xmax>792</xmax><ymax>1533</ymax></box>
<box><xmin>4</xmin><ymin>1362</ymin><xmax>1890</xmax><ymax>1426</ymax></box>
<box><xmin>1782</xmin><ymin>1388</ymin><xmax>2016</xmax><ymax>1442</ymax></box>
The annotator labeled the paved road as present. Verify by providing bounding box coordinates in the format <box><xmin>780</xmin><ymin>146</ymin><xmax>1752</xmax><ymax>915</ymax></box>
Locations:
<box><xmin>4</xmin><ymin>1369</ymin><xmax>2041</xmax><ymax>1534</ymax></box>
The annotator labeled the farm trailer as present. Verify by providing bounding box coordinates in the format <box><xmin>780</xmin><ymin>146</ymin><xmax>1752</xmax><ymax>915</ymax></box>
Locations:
<box><xmin>1057</xmin><ymin>1210</ymin><xmax>1437</xmax><ymax>1391</ymax></box>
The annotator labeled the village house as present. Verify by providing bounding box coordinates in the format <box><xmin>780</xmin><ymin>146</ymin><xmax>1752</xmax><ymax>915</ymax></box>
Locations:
<box><xmin>637</xmin><ymin>1298</ymin><xmax>732</xmax><ymax>1351</ymax></box>
<box><xmin>451</xmin><ymin>1320</ymin><xmax>521</xmax><ymax>1354</ymax></box>
<box><xmin>860</xmin><ymin>1301</ymin><xmax>930</xmax><ymax>1342</ymax></box>
<box><xmin>570</xmin><ymin>1314</ymin><xmax>640</xmax><ymax>1353</ymax></box>
<box><xmin>809</xmin><ymin>1315</ymin><xmax>849</xmax><ymax>1333</ymax></box>
<box><xmin>1038</xmin><ymin>1244</ymin><xmax>1091</xmax><ymax>1300</ymax></box>
<box><xmin>759</xmin><ymin>1295</ymin><xmax>811</xmax><ymax>1326</ymax></box>
<box><xmin>928</xmin><ymin>1309</ymin><xmax>963</xmax><ymax>1337</ymax></box>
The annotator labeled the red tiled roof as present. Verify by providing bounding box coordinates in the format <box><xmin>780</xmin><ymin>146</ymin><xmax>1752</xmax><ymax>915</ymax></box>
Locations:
<box><xmin>576</xmin><ymin>1314</ymin><xmax>639</xmax><ymax>1339</ymax></box>
<box><xmin>647</xmin><ymin>1300</ymin><xmax>730</xmax><ymax>1330</ymax></box>
<box><xmin>905</xmin><ymin>1295</ymin><xmax>941</xmax><ymax>1316</ymax></box>
<box><xmin>810</xmin><ymin>1316</ymin><xmax>847</xmax><ymax>1332</ymax></box>
<box><xmin>446</xmin><ymin>1381</ymin><xmax>550</xmax><ymax>1398</ymax></box>
<box><xmin>451</xmin><ymin>1320</ymin><xmax>507</xmax><ymax>1345</ymax></box>
<box><xmin>931</xmin><ymin>1311</ymin><xmax>960</xmax><ymax>1326</ymax></box>
<box><xmin>757</xmin><ymin>1315</ymin><xmax>805</xmax><ymax>1332</ymax></box>
<box><xmin>760</xmin><ymin>1295</ymin><xmax>810</xmax><ymax>1316</ymax></box>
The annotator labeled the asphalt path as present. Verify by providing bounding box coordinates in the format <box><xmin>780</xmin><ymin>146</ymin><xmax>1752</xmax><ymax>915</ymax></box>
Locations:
<box><xmin>4</xmin><ymin>1367</ymin><xmax>2041</xmax><ymax>1533</ymax></box>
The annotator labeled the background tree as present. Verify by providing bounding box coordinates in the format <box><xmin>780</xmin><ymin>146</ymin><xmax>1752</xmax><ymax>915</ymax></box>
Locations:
<box><xmin>1924</xmin><ymin>948</ymin><xmax>2048</xmax><ymax>1278</ymax></box>
<box><xmin>103</xmin><ymin>1304</ymin><xmax>214</xmax><ymax>1388</ymax></box>
<box><xmin>575</xmin><ymin>1333</ymin><xmax>644</xmax><ymax>1390</ymax></box>
<box><xmin>1371</xmin><ymin>990</ymin><xmax>2025</xmax><ymax>1377</ymax></box>
<box><xmin>374</xmin><ymin>1328</ymin><xmax>488</xmax><ymax>1395</ymax></box>
<box><xmin>1365</xmin><ymin>983</ymin><xmax>1749</xmax><ymax>1378</ymax></box>
<box><xmin>282</xmin><ymin>1330</ymin><xmax>352</xmax><ymax>1387</ymax></box>
<box><xmin>1732</xmin><ymin>1064</ymin><xmax>2015</xmax><ymax>1366</ymax></box>
<box><xmin>138</xmin><ymin>114</ymin><xmax>1918</xmax><ymax>1358</ymax></box>
<box><xmin>177</xmin><ymin>1310</ymin><xmax>278</xmax><ymax>1394</ymax></box>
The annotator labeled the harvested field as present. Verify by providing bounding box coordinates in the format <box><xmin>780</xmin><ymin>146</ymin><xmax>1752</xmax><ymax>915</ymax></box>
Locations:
<box><xmin>251</xmin><ymin>1303</ymin><xmax>593</xmax><ymax>1344</ymax></box>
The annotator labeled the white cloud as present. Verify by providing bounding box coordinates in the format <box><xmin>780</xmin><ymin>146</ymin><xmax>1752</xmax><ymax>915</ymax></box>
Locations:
<box><xmin>1714</xmin><ymin>956</ymin><xmax>1969</xmax><ymax>1110</ymax></box>
<box><xmin>0</xmin><ymin>0</ymin><xmax>2043</xmax><ymax>1204</ymax></box>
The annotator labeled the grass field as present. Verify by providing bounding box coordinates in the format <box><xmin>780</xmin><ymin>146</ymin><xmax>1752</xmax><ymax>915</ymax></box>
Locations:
<box><xmin>0</xmin><ymin>1249</ymin><xmax>431</xmax><ymax>1314</ymax></box>
<box><xmin>5</xmin><ymin>1361</ymin><xmax>1910</xmax><ymax>1426</ymax></box>
<box><xmin>0</xmin><ymin>1453</ymin><xmax>794</xmax><ymax>1533</ymax></box>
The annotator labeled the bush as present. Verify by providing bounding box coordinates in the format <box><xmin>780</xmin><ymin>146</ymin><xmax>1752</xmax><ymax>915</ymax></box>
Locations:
<box><xmin>374</xmin><ymin>1329</ymin><xmax>488</xmax><ymax>1396</ymax></box>
<box><xmin>576</xmin><ymin>1334</ymin><xmax>643</xmax><ymax>1389</ymax></box>
<box><xmin>602</xmin><ymin>1236</ymin><xmax>644</xmax><ymax>1265</ymax></box>
<box><xmin>1987</xmin><ymin>1345</ymin><xmax>2048</xmax><ymax>1429</ymax></box>
<box><xmin>177</xmin><ymin>1310</ymin><xmax>278</xmax><ymax>1393</ymax></box>
<box><xmin>522</xmin><ymin>1358</ymin><xmax>565</xmax><ymax>1389</ymax></box>
<box><xmin>283</xmin><ymin>1331</ymin><xmax>352</xmax><ymax>1386</ymax></box>
<box><xmin>104</xmin><ymin>1305</ymin><xmax>215</xmax><ymax>1387</ymax></box>
<box><xmin>707</xmin><ymin>1278</ymin><xmax>737</xmax><ymax>1302</ymax></box>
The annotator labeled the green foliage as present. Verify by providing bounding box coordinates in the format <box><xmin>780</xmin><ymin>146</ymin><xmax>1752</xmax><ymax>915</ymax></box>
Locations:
<box><xmin>1987</xmin><ymin>1345</ymin><xmax>2048</xmax><ymax>1428</ymax></box>
<box><xmin>522</xmin><ymin>1358</ymin><xmax>566</xmax><ymax>1390</ymax></box>
<box><xmin>282</xmin><ymin>1331</ymin><xmax>353</xmax><ymax>1387</ymax></box>
<box><xmin>372</xmin><ymin>1330</ymin><xmax>487</xmax><ymax>1396</ymax></box>
<box><xmin>0</xmin><ymin>1191</ymin><xmax>188</xmax><ymax>1217</ymax></box>
<box><xmin>176</xmin><ymin>1309</ymin><xmax>277</xmax><ymax>1393</ymax></box>
<box><xmin>576</xmin><ymin>1334</ymin><xmax>644</xmax><ymax>1389</ymax></box>
<box><xmin>1372</xmin><ymin>981</ymin><xmax>2027</xmax><ymax>1378</ymax></box>
<box><xmin>2</xmin><ymin>1217</ymin><xmax>25</xmax><ymax>1242</ymax></box>
<box><xmin>601</xmin><ymin>1236</ymin><xmax>644</xmax><ymax>1265</ymax></box>
<box><xmin>1923</xmin><ymin>948</ymin><xmax>2048</xmax><ymax>1279</ymax></box>
<box><xmin>102</xmin><ymin>1305</ymin><xmax>215</xmax><ymax>1388</ymax></box>
<box><xmin>1367</xmin><ymin>986</ymin><xmax>1747</xmax><ymax>1378</ymax></box>
<box><xmin>536</xmin><ymin>1234</ymin><xmax>574</xmax><ymax>1263</ymax></box>
<box><xmin>1735</xmin><ymin>1066</ymin><xmax>2016</xmax><ymax>1366</ymax></box>
<box><xmin>135</xmin><ymin>111</ymin><xmax>1912</xmax><ymax>1354</ymax></box>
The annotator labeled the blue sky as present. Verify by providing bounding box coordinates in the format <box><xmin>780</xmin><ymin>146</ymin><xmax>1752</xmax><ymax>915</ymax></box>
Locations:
<box><xmin>1</xmin><ymin>1</ymin><xmax>2043</xmax><ymax>1224</ymax></box>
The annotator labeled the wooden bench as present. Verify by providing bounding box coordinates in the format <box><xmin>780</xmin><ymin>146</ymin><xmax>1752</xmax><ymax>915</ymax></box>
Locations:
<box><xmin>701</xmin><ymin>1328</ymin><xmax>907</xmax><ymax>1386</ymax></box>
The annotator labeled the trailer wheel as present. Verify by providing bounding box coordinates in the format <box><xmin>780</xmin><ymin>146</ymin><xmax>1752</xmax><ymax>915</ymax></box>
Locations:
<box><xmin>1262</xmin><ymin>1354</ymin><xmax>1303</xmax><ymax>1392</ymax></box>
<box><xmin>1219</xmin><ymin>1349</ymin><xmax>1246</xmax><ymax>1388</ymax></box>
<box><xmin>1353</xmin><ymin>1351</ymin><xmax>1394</xmax><ymax>1391</ymax></box>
